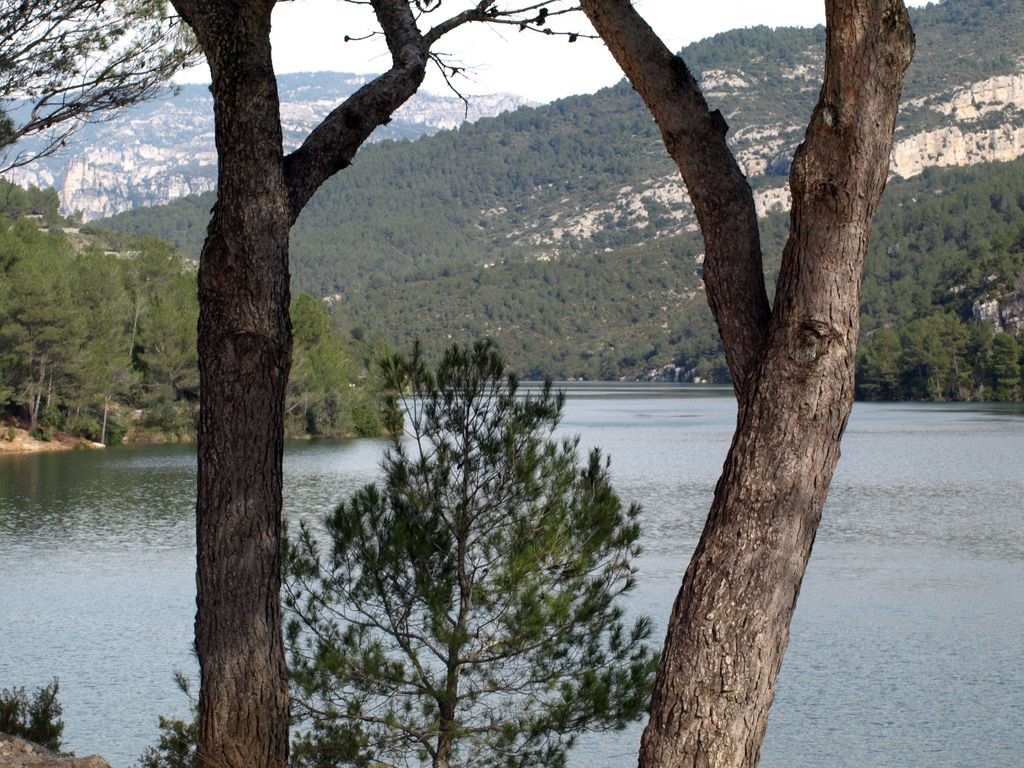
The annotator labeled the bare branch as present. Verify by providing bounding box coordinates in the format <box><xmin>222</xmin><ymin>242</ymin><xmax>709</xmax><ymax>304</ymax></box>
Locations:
<box><xmin>283</xmin><ymin>0</ymin><xmax>584</xmax><ymax>216</ymax></box>
<box><xmin>0</xmin><ymin>1</ymin><xmax>198</xmax><ymax>172</ymax></box>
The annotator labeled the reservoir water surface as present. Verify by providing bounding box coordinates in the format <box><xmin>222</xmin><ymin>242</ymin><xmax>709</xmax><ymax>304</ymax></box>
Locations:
<box><xmin>2</xmin><ymin>385</ymin><xmax>1022</xmax><ymax>767</ymax></box>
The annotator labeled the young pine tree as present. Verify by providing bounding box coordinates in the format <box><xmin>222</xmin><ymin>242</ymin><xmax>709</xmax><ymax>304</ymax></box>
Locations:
<box><xmin>284</xmin><ymin>340</ymin><xmax>657</xmax><ymax>768</ymax></box>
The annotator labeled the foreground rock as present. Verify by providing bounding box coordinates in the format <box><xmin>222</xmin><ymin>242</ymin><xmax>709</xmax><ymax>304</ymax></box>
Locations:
<box><xmin>0</xmin><ymin>735</ymin><xmax>110</xmax><ymax>768</ymax></box>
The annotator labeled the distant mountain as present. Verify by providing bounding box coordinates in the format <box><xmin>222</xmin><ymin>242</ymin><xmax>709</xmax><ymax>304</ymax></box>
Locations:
<box><xmin>1</xmin><ymin>72</ymin><xmax>532</xmax><ymax>221</ymax></box>
<box><xmin>87</xmin><ymin>0</ymin><xmax>1024</xmax><ymax>383</ymax></box>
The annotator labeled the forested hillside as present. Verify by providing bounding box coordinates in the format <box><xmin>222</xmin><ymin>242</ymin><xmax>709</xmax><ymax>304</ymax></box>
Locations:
<box><xmin>0</xmin><ymin>182</ymin><xmax>382</xmax><ymax>442</ymax></box>
<box><xmin>96</xmin><ymin>0</ymin><xmax>1024</xmax><ymax>396</ymax></box>
<box><xmin>0</xmin><ymin>186</ymin><xmax>199</xmax><ymax>443</ymax></box>
<box><xmin>858</xmin><ymin>160</ymin><xmax>1024</xmax><ymax>400</ymax></box>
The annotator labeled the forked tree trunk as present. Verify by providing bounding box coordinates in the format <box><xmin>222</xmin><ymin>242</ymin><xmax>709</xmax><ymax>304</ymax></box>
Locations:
<box><xmin>580</xmin><ymin>1</ymin><xmax>915</xmax><ymax>766</ymax></box>
<box><xmin>168</xmin><ymin>2</ymin><xmax>440</xmax><ymax>766</ymax></box>
<box><xmin>173</xmin><ymin>5</ymin><xmax>294</xmax><ymax>768</ymax></box>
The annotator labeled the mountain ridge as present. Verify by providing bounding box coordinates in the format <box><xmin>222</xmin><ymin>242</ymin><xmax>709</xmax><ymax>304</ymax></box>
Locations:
<box><xmin>15</xmin><ymin>0</ymin><xmax>1024</xmax><ymax>387</ymax></box>
<box><xmin>2</xmin><ymin>72</ymin><xmax>533</xmax><ymax>221</ymax></box>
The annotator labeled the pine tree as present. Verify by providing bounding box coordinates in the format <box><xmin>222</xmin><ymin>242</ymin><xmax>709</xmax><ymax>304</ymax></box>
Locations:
<box><xmin>990</xmin><ymin>332</ymin><xmax>1022</xmax><ymax>400</ymax></box>
<box><xmin>284</xmin><ymin>341</ymin><xmax>656</xmax><ymax>768</ymax></box>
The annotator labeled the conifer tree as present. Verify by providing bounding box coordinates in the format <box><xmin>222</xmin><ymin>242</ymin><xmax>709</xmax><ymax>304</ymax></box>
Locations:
<box><xmin>284</xmin><ymin>341</ymin><xmax>656</xmax><ymax>768</ymax></box>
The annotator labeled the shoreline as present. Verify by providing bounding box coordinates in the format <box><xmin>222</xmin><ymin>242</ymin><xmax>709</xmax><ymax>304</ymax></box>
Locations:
<box><xmin>0</xmin><ymin>426</ymin><xmax>105</xmax><ymax>454</ymax></box>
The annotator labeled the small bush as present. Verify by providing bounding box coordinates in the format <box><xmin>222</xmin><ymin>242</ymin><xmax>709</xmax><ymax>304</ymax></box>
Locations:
<box><xmin>67</xmin><ymin>414</ymin><xmax>103</xmax><ymax>443</ymax></box>
<box><xmin>141</xmin><ymin>402</ymin><xmax>197</xmax><ymax>440</ymax></box>
<box><xmin>69</xmin><ymin>411</ymin><xmax>128</xmax><ymax>446</ymax></box>
<box><xmin>38</xmin><ymin>403</ymin><xmax>63</xmax><ymax>431</ymax></box>
<box><xmin>0</xmin><ymin>679</ymin><xmax>64</xmax><ymax>752</ymax></box>
<box><xmin>136</xmin><ymin>672</ymin><xmax>197</xmax><ymax>768</ymax></box>
<box><xmin>136</xmin><ymin>716</ymin><xmax>197</xmax><ymax>768</ymax></box>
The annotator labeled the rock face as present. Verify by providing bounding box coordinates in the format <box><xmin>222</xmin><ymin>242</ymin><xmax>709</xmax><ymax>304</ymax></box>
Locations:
<box><xmin>972</xmin><ymin>292</ymin><xmax>1024</xmax><ymax>334</ymax></box>
<box><xmin>891</xmin><ymin>122</ymin><xmax>1024</xmax><ymax>177</ymax></box>
<box><xmin>932</xmin><ymin>73</ymin><xmax>1024</xmax><ymax>120</ymax></box>
<box><xmin>2</xmin><ymin>72</ymin><xmax>532</xmax><ymax>221</ymax></box>
<box><xmin>5</xmin><ymin>26</ymin><xmax>1024</xmax><ymax>230</ymax></box>
<box><xmin>0</xmin><ymin>734</ymin><xmax>111</xmax><ymax>768</ymax></box>
<box><xmin>890</xmin><ymin>73</ymin><xmax>1024</xmax><ymax>178</ymax></box>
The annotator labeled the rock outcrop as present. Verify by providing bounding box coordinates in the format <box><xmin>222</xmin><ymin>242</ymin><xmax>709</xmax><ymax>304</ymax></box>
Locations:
<box><xmin>2</xmin><ymin>74</ymin><xmax>531</xmax><ymax>222</ymax></box>
<box><xmin>972</xmin><ymin>291</ymin><xmax>1024</xmax><ymax>335</ymax></box>
<box><xmin>0</xmin><ymin>735</ymin><xmax>110</xmax><ymax>768</ymax></box>
<box><xmin>891</xmin><ymin>72</ymin><xmax>1024</xmax><ymax>178</ymax></box>
<box><xmin>890</xmin><ymin>123</ymin><xmax>1024</xmax><ymax>178</ymax></box>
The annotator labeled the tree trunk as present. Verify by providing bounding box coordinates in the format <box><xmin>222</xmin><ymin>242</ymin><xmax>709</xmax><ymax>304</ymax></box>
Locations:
<box><xmin>29</xmin><ymin>355</ymin><xmax>46</xmax><ymax>431</ymax></box>
<box><xmin>168</xmin><ymin>2</ymin><xmax>445</xmax><ymax>766</ymax></box>
<box><xmin>169</xmin><ymin>4</ymin><xmax>292</xmax><ymax>768</ymax></box>
<box><xmin>580</xmin><ymin>1</ymin><xmax>914</xmax><ymax>766</ymax></box>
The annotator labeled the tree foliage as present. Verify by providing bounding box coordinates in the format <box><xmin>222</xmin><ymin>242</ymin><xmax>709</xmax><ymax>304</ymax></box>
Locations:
<box><xmin>855</xmin><ymin>159</ymin><xmax>1024</xmax><ymax>400</ymax></box>
<box><xmin>288</xmin><ymin>293</ymin><xmax>381</xmax><ymax>438</ymax></box>
<box><xmin>0</xmin><ymin>214</ymin><xmax>199</xmax><ymax>440</ymax></box>
<box><xmin>97</xmin><ymin>0</ymin><xmax>1024</xmax><ymax>392</ymax></box>
<box><xmin>137</xmin><ymin>673</ymin><xmax>199</xmax><ymax>768</ymax></box>
<box><xmin>0</xmin><ymin>679</ymin><xmax>64</xmax><ymax>752</ymax></box>
<box><xmin>284</xmin><ymin>341</ymin><xmax>656</xmax><ymax>768</ymax></box>
<box><xmin>0</xmin><ymin>194</ymin><xmax>378</xmax><ymax>439</ymax></box>
<box><xmin>0</xmin><ymin>0</ymin><xmax>196</xmax><ymax>171</ymax></box>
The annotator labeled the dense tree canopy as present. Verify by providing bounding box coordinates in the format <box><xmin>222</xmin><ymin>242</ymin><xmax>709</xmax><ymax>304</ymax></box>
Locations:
<box><xmin>0</xmin><ymin>210</ymin><xmax>198</xmax><ymax>441</ymax></box>
<box><xmin>0</xmin><ymin>189</ymin><xmax>372</xmax><ymax>442</ymax></box>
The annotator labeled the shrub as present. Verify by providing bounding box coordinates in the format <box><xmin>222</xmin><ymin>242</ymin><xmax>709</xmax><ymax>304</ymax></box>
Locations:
<box><xmin>0</xmin><ymin>679</ymin><xmax>64</xmax><ymax>752</ymax></box>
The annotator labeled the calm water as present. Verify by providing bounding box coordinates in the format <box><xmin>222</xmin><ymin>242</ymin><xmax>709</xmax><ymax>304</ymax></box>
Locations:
<box><xmin>1</xmin><ymin>386</ymin><xmax>1022</xmax><ymax>767</ymax></box>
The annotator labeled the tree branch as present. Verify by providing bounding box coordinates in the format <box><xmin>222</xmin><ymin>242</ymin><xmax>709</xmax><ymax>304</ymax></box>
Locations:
<box><xmin>579</xmin><ymin>0</ymin><xmax>771</xmax><ymax>397</ymax></box>
<box><xmin>283</xmin><ymin>0</ymin><xmax>431</xmax><ymax>218</ymax></box>
<box><xmin>1</xmin><ymin>1</ymin><xmax>197</xmax><ymax>172</ymax></box>
<box><xmin>283</xmin><ymin>1</ymin><xmax>583</xmax><ymax>219</ymax></box>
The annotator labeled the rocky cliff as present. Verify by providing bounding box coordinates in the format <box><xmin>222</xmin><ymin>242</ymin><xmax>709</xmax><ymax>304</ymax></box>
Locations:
<box><xmin>8</xmin><ymin>4</ymin><xmax>1024</xmax><ymax>238</ymax></box>
<box><xmin>2</xmin><ymin>73</ymin><xmax>531</xmax><ymax>221</ymax></box>
<box><xmin>891</xmin><ymin>73</ymin><xmax>1024</xmax><ymax>177</ymax></box>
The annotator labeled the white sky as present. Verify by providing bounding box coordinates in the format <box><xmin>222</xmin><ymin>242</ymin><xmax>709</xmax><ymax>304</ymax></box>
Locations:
<box><xmin>177</xmin><ymin>0</ymin><xmax>933</xmax><ymax>102</ymax></box>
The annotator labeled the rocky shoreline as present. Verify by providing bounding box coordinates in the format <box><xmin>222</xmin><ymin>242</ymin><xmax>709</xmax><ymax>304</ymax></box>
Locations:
<box><xmin>0</xmin><ymin>734</ymin><xmax>110</xmax><ymax>768</ymax></box>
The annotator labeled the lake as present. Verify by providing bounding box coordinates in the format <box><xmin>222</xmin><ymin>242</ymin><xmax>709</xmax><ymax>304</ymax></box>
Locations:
<box><xmin>2</xmin><ymin>385</ymin><xmax>1022</xmax><ymax>767</ymax></box>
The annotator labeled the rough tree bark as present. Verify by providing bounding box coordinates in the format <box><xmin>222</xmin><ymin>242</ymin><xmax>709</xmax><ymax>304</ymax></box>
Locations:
<box><xmin>579</xmin><ymin>1</ymin><xmax>914</xmax><ymax>767</ymax></box>
<box><xmin>164</xmin><ymin>2</ymin><xmax>575</xmax><ymax>768</ymax></box>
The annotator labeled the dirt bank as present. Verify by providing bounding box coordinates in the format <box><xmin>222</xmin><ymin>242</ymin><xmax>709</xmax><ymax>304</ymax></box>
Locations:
<box><xmin>0</xmin><ymin>427</ymin><xmax>104</xmax><ymax>454</ymax></box>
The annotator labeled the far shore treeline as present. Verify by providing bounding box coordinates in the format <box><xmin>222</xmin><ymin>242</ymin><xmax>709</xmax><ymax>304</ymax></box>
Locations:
<box><xmin>2</xmin><ymin>158</ymin><xmax>1023</xmax><ymax>446</ymax></box>
<box><xmin>99</xmin><ymin>156</ymin><xmax>1024</xmax><ymax>399</ymax></box>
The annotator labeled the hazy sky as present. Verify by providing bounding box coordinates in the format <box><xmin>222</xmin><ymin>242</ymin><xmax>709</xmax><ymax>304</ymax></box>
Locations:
<box><xmin>178</xmin><ymin>0</ymin><xmax>933</xmax><ymax>102</ymax></box>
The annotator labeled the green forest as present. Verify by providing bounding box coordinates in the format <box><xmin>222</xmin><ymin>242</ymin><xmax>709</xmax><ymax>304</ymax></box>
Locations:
<box><xmin>4</xmin><ymin>0</ymin><xmax>1024</xmax><ymax>423</ymax></box>
<box><xmin>90</xmin><ymin>0</ymin><xmax>1024</xmax><ymax>399</ymax></box>
<box><xmin>0</xmin><ymin>181</ymin><xmax>381</xmax><ymax>443</ymax></box>
<box><xmin>319</xmin><ymin>157</ymin><xmax>1024</xmax><ymax>397</ymax></box>
<box><xmin>5</xmin><ymin>153</ymin><xmax>1022</xmax><ymax>436</ymax></box>
<box><xmin>857</xmin><ymin>160</ymin><xmax>1024</xmax><ymax>400</ymax></box>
